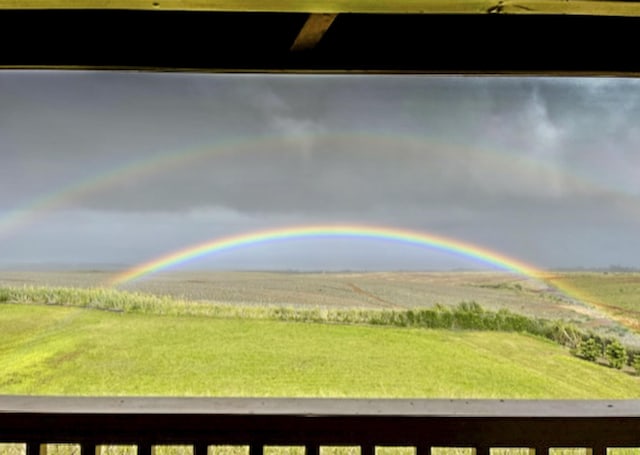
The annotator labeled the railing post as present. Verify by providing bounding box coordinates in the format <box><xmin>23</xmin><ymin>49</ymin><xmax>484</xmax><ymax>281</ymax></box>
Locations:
<box><xmin>250</xmin><ymin>444</ymin><xmax>263</xmax><ymax>455</ymax></box>
<box><xmin>81</xmin><ymin>442</ymin><xmax>99</xmax><ymax>455</ymax></box>
<box><xmin>416</xmin><ymin>445</ymin><xmax>430</xmax><ymax>455</ymax></box>
<box><xmin>306</xmin><ymin>444</ymin><xmax>319</xmax><ymax>455</ymax></box>
<box><xmin>138</xmin><ymin>443</ymin><xmax>153</xmax><ymax>455</ymax></box>
<box><xmin>26</xmin><ymin>443</ymin><xmax>47</xmax><ymax>455</ymax></box>
<box><xmin>361</xmin><ymin>444</ymin><xmax>375</xmax><ymax>455</ymax></box>
<box><xmin>194</xmin><ymin>443</ymin><xmax>209</xmax><ymax>455</ymax></box>
<box><xmin>588</xmin><ymin>447</ymin><xmax>607</xmax><ymax>455</ymax></box>
<box><xmin>474</xmin><ymin>447</ymin><xmax>490</xmax><ymax>455</ymax></box>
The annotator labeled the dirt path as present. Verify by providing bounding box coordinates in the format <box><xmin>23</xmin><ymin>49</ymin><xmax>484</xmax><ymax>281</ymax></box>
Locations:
<box><xmin>346</xmin><ymin>282</ymin><xmax>397</xmax><ymax>308</ymax></box>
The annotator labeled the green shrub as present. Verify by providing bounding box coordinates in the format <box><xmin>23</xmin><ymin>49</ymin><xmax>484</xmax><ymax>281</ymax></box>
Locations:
<box><xmin>605</xmin><ymin>339</ymin><xmax>627</xmax><ymax>369</ymax></box>
<box><xmin>632</xmin><ymin>354</ymin><xmax>640</xmax><ymax>374</ymax></box>
<box><xmin>577</xmin><ymin>337</ymin><xmax>601</xmax><ymax>361</ymax></box>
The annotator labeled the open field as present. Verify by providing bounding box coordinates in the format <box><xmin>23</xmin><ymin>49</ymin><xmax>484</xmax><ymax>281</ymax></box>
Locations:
<box><xmin>0</xmin><ymin>270</ymin><xmax>569</xmax><ymax>313</ymax></box>
<box><xmin>1</xmin><ymin>269</ymin><xmax>637</xmax><ymax>340</ymax></box>
<box><xmin>1</xmin><ymin>302</ymin><xmax>639</xmax><ymax>397</ymax></box>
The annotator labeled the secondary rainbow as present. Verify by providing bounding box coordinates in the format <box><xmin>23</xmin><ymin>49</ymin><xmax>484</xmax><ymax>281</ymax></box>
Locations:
<box><xmin>3</xmin><ymin>131</ymin><xmax>635</xmax><ymax>242</ymax></box>
<box><xmin>109</xmin><ymin>224</ymin><xmax>546</xmax><ymax>287</ymax></box>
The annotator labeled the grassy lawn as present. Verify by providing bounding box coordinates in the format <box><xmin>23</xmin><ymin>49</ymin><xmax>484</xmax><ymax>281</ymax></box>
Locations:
<box><xmin>1</xmin><ymin>303</ymin><xmax>638</xmax><ymax>397</ymax></box>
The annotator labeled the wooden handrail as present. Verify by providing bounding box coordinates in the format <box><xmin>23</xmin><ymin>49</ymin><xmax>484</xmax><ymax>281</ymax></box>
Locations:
<box><xmin>1</xmin><ymin>398</ymin><xmax>639</xmax><ymax>452</ymax></box>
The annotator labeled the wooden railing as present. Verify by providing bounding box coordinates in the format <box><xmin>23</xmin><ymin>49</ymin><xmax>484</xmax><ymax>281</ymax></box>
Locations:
<box><xmin>1</xmin><ymin>398</ymin><xmax>639</xmax><ymax>455</ymax></box>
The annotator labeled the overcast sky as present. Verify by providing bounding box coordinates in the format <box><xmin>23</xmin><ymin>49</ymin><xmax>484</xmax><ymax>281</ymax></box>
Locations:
<box><xmin>1</xmin><ymin>71</ymin><xmax>639</xmax><ymax>270</ymax></box>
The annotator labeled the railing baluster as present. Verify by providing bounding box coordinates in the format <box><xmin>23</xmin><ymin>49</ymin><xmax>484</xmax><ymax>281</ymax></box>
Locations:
<box><xmin>250</xmin><ymin>444</ymin><xmax>263</xmax><ymax>455</ymax></box>
<box><xmin>416</xmin><ymin>445</ymin><xmax>430</xmax><ymax>455</ymax></box>
<box><xmin>361</xmin><ymin>444</ymin><xmax>375</xmax><ymax>455</ymax></box>
<box><xmin>305</xmin><ymin>445</ymin><xmax>319</xmax><ymax>455</ymax></box>
<box><xmin>474</xmin><ymin>447</ymin><xmax>490</xmax><ymax>455</ymax></box>
<box><xmin>81</xmin><ymin>443</ymin><xmax>98</xmax><ymax>455</ymax></box>
<box><xmin>194</xmin><ymin>443</ymin><xmax>209</xmax><ymax>455</ymax></box>
<box><xmin>26</xmin><ymin>443</ymin><xmax>46</xmax><ymax>455</ymax></box>
<box><xmin>589</xmin><ymin>447</ymin><xmax>607</xmax><ymax>455</ymax></box>
<box><xmin>137</xmin><ymin>443</ymin><xmax>153</xmax><ymax>455</ymax></box>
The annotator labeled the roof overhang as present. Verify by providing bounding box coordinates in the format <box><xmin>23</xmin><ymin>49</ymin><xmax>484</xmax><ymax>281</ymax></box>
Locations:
<box><xmin>2</xmin><ymin>1</ymin><xmax>640</xmax><ymax>74</ymax></box>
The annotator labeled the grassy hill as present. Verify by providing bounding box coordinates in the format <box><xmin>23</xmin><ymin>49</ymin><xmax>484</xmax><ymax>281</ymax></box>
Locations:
<box><xmin>1</xmin><ymin>301</ymin><xmax>638</xmax><ymax>397</ymax></box>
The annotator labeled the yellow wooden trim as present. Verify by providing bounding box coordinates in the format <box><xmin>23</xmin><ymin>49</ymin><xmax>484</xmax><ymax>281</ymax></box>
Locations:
<box><xmin>2</xmin><ymin>0</ymin><xmax>640</xmax><ymax>17</ymax></box>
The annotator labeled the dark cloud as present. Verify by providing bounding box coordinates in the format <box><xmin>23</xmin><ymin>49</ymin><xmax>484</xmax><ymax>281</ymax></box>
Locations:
<box><xmin>1</xmin><ymin>72</ymin><xmax>639</xmax><ymax>268</ymax></box>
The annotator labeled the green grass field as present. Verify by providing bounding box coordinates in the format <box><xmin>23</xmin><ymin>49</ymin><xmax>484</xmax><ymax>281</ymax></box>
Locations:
<box><xmin>1</xmin><ymin>302</ymin><xmax>638</xmax><ymax>397</ymax></box>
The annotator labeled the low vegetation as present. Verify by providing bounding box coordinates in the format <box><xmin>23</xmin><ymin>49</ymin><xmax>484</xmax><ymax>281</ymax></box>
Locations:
<box><xmin>0</xmin><ymin>287</ymin><xmax>640</xmax><ymax>396</ymax></box>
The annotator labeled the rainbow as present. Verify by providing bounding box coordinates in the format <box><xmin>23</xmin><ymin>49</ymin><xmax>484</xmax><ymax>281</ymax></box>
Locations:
<box><xmin>0</xmin><ymin>135</ymin><xmax>257</xmax><ymax>240</ymax></box>
<box><xmin>110</xmin><ymin>223</ymin><xmax>546</xmax><ymax>287</ymax></box>
<box><xmin>108</xmin><ymin>223</ymin><xmax>606</xmax><ymax>311</ymax></box>
<box><xmin>2</xmin><ymin>131</ymin><xmax>635</xmax><ymax>243</ymax></box>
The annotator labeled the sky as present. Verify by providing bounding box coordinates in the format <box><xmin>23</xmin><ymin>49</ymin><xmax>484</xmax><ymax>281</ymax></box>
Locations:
<box><xmin>1</xmin><ymin>71</ymin><xmax>639</xmax><ymax>271</ymax></box>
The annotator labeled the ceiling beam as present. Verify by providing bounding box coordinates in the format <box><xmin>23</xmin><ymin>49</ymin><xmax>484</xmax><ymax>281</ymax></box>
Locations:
<box><xmin>290</xmin><ymin>13</ymin><xmax>337</xmax><ymax>51</ymax></box>
<box><xmin>3</xmin><ymin>11</ymin><xmax>640</xmax><ymax>74</ymax></box>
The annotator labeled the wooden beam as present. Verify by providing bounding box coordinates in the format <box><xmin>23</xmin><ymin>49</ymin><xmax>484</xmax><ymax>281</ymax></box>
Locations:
<box><xmin>5</xmin><ymin>0</ymin><xmax>640</xmax><ymax>17</ymax></box>
<box><xmin>290</xmin><ymin>13</ymin><xmax>336</xmax><ymax>51</ymax></box>
<box><xmin>4</xmin><ymin>10</ymin><xmax>640</xmax><ymax>74</ymax></box>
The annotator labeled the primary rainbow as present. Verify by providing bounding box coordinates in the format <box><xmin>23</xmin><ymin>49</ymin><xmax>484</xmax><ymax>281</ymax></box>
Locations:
<box><xmin>109</xmin><ymin>223</ymin><xmax>545</xmax><ymax>287</ymax></box>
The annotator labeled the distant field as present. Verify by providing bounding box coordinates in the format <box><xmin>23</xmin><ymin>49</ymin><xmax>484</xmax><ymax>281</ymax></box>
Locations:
<box><xmin>0</xmin><ymin>269</ymin><xmax>636</xmax><ymax>338</ymax></box>
<box><xmin>1</xmin><ymin>302</ymin><xmax>639</xmax><ymax>397</ymax></box>
<box><xmin>546</xmin><ymin>272</ymin><xmax>640</xmax><ymax>330</ymax></box>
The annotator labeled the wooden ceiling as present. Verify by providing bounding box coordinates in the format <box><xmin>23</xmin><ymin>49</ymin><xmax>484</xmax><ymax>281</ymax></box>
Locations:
<box><xmin>2</xmin><ymin>1</ymin><xmax>640</xmax><ymax>74</ymax></box>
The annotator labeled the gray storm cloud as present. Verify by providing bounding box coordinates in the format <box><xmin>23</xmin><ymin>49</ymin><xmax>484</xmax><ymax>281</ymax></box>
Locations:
<box><xmin>3</xmin><ymin>74</ymin><xmax>639</xmax><ymax>211</ymax></box>
<box><xmin>1</xmin><ymin>72</ymin><xmax>639</xmax><ymax>268</ymax></box>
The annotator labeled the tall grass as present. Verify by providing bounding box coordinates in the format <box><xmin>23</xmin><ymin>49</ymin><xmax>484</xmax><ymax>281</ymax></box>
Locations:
<box><xmin>0</xmin><ymin>286</ymin><xmax>562</xmax><ymax>333</ymax></box>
